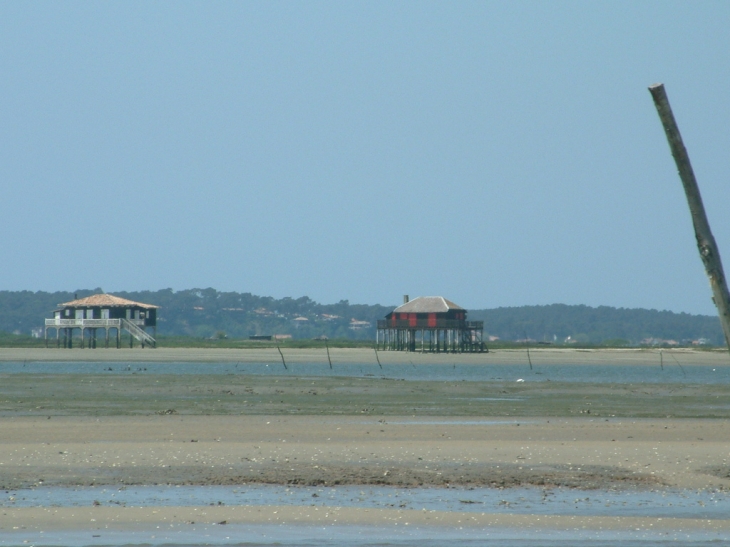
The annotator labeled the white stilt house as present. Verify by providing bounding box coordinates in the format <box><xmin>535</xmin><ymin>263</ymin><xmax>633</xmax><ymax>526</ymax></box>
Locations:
<box><xmin>44</xmin><ymin>294</ymin><xmax>159</xmax><ymax>348</ymax></box>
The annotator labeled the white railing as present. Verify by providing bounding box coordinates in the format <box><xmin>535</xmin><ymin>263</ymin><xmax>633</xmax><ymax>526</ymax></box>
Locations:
<box><xmin>45</xmin><ymin>318</ymin><xmax>146</xmax><ymax>327</ymax></box>
<box><xmin>45</xmin><ymin>318</ymin><xmax>121</xmax><ymax>327</ymax></box>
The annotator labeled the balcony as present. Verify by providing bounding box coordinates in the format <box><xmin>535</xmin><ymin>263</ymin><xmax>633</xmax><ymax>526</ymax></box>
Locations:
<box><xmin>45</xmin><ymin>318</ymin><xmax>145</xmax><ymax>328</ymax></box>
<box><xmin>376</xmin><ymin>319</ymin><xmax>483</xmax><ymax>330</ymax></box>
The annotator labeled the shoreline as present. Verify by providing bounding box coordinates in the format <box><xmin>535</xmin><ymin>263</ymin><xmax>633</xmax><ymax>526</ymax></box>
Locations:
<box><xmin>0</xmin><ymin>346</ymin><xmax>728</xmax><ymax>366</ymax></box>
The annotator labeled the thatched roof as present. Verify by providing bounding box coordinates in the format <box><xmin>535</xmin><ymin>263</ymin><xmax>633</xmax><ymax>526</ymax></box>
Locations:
<box><xmin>392</xmin><ymin>296</ymin><xmax>464</xmax><ymax>314</ymax></box>
<box><xmin>59</xmin><ymin>294</ymin><xmax>159</xmax><ymax>309</ymax></box>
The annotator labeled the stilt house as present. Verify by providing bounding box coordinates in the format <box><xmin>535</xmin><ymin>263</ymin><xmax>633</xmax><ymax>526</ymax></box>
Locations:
<box><xmin>376</xmin><ymin>296</ymin><xmax>485</xmax><ymax>352</ymax></box>
<box><xmin>45</xmin><ymin>294</ymin><xmax>159</xmax><ymax>348</ymax></box>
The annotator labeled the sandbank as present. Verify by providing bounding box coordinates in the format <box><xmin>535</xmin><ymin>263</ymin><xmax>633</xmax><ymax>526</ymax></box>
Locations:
<box><xmin>1</xmin><ymin>415</ymin><xmax>730</xmax><ymax>537</ymax></box>
<box><xmin>0</xmin><ymin>346</ymin><xmax>728</xmax><ymax>366</ymax></box>
<box><xmin>0</xmin><ymin>415</ymin><xmax>728</xmax><ymax>492</ymax></box>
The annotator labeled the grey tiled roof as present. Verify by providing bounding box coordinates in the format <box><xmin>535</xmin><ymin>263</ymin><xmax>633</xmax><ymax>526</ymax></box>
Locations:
<box><xmin>392</xmin><ymin>296</ymin><xmax>464</xmax><ymax>314</ymax></box>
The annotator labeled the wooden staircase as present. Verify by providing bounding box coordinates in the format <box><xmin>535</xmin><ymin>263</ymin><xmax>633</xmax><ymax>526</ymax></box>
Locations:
<box><xmin>121</xmin><ymin>318</ymin><xmax>156</xmax><ymax>348</ymax></box>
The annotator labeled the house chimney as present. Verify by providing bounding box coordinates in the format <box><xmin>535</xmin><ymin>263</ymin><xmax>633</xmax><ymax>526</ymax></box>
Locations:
<box><xmin>403</xmin><ymin>295</ymin><xmax>409</xmax><ymax>304</ymax></box>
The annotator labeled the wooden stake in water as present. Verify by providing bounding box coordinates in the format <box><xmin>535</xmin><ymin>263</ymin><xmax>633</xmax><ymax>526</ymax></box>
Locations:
<box><xmin>649</xmin><ymin>83</ymin><xmax>730</xmax><ymax>352</ymax></box>
<box><xmin>276</xmin><ymin>345</ymin><xmax>287</xmax><ymax>370</ymax></box>
<box><xmin>325</xmin><ymin>339</ymin><xmax>332</xmax><ymax>369</ymax></box>
<box><xmin>524</xmin><ymin>331</ymin><xmax>533</xmax><ymax>370</ymax></box>
<box><xmin>669</xmin><ymin>352</ymin><xmax>686</xmax><ymax>377</ymax></box>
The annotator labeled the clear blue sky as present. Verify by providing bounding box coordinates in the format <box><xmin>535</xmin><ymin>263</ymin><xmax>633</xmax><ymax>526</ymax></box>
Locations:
<box><xmin>2</xmin><ymin>1</ymin><xmax>729</xmax><ymax>314</ymax></box>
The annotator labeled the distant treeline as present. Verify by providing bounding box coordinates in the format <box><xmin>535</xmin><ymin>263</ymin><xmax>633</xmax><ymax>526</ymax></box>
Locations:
<box><xmin>0</xmin><ymin>289</ymin><xmax>723</xmax><ymax>345</ymax></box>
<box><xmin>470</xmin><ymin>304</ymin><xmax>723</xmax><ymax>346</ymax></box>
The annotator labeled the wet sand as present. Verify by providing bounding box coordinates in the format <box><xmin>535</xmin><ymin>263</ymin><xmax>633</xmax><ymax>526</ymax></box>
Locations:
<box><xmin>3</xmin><ymin>415</ymin><xmax>715</xmax><ymax>490</ymax></box>
<box><xmin>1</xmin><ymin>415</ymin><xmax>730</xmax><ymax>535</ymax></box>
<box><xmin>1</xmin><ymin>345</ymin><xmax>728</xmax><ymax>366</ymax></box>
<box><xmin>1</xmin><ymin>347</ymin><xmax>729</xmax><ymax>537</ymax></box>
<box><xmin>4</xmin><ymin>505</ymin><xmax>730</xmax><ymax>535</ymax></box>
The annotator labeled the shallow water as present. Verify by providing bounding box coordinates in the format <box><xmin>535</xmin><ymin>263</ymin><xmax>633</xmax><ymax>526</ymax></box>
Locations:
<box><xmin>2</xmin><ymin>484</ymin><xmax>729</xmax><ymax>520</ymax></box>
<box><xmin>1</xmin><ymin>525</ymin><xmax>727</xmax><ymax>547</ymax></box>
<box><xmin>3</xmin><ymin>485</ymin><xmax>729</xmax><ymax>545</ymax></box>
<box><xmin>1</xmin><ymin>361</ymin><xmax>728</xmax><ymax>384</ymax></box>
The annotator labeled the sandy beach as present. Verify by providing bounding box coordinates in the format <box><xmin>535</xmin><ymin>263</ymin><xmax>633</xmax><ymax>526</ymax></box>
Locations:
<box><xmin>1</xmin><ymin>347</ymin><xmax>729</xmax><ymax>540</ymax></box>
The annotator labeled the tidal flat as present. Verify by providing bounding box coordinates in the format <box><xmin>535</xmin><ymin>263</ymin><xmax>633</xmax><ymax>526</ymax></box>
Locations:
<box><xmin>1</xmin><ymin>347</ymin><xmax>730</xmax><ymax>544</ymax></box>
<box><xmin>2</xmin><ymin>371</ymin><xmax>730</xmax><ymax>419</ymax></box>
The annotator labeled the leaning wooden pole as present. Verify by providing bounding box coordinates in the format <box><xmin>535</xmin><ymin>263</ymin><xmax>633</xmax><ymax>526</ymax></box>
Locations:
<box><xmin>649</xmin><ymin>83</ymin><xmax>730</xmax><ymax>351</ymax></box>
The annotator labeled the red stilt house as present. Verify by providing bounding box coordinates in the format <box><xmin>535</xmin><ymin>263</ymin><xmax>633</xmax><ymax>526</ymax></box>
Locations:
<box><xmin>376</xmin><ymin>296</ymin><xmax>485</xmax><ymax>352</ymax></box>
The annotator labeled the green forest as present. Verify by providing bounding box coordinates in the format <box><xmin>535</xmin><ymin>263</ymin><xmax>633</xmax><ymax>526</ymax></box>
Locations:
<box><xmin>471</xmin><ymin>305</ymin><xmax>722</xmax><ymax>346</ymax></box>
<box><xmin>0</xmin><ymin>289</ymin><xmax>723</xmax><ymax>346</ymax></box>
